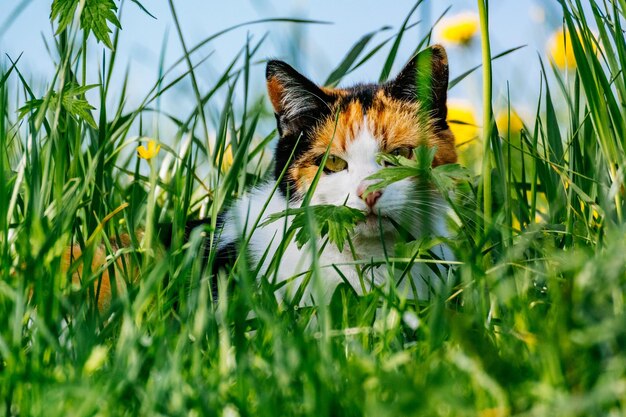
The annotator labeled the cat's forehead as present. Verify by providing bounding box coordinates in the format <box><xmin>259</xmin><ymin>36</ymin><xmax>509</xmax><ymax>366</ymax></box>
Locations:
<box><xmin>343</xmin><ymin>122</ymin><xmax>380</xmax><ymax>160</ymax></box>
<box><xmin>331</xmin><ymin>83</ymin><xmax>379</xmax><ymax>110</ymax></box>
<box><xmin>309</xmin><ymin>86</ymin><xmax>430</xmax><ymax>155</ymax></box>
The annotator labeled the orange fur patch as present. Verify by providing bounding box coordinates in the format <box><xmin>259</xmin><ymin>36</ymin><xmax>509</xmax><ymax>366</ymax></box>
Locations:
<box><xmin>61</xmin><ymin>234</ymin><xmax>139</xmax><ymax>311</ymax></box>
<box><xmin>267</xmin><ymin>76</ymin><xmax>285</xmax><ymax>113</ymax></box>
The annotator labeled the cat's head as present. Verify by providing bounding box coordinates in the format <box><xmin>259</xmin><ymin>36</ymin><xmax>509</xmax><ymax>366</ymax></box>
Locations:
<box><xmin>266</xmin><ymin>45</ymin><xmax>456</xmax><ymax>237</ymax></box>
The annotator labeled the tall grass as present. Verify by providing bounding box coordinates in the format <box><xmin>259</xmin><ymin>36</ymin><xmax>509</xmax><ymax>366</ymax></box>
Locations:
<box><xmin>1</xmin><ymin>1</ymin><xmax>626</xmax><ymax>416</ymax></box>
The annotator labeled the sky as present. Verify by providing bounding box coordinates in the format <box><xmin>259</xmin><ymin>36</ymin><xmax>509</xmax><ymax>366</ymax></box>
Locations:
<box><xmin>1</xmin><ymin>0</ymin><xmax>568</xmax><ymax>127</ymax></box>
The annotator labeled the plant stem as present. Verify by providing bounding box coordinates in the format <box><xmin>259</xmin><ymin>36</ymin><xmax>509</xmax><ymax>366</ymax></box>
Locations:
<box><xmin>477</xmin><ymin>0</ymin><xmax>493</xmax><ymax>227</ymax></box>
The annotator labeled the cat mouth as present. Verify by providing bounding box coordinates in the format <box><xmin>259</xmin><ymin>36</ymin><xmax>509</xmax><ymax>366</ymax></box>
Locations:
<box><xmin>355</xmin><ymin>210</ymin><xmax>394</xmax><ymax>237</ymax></box>
<box><xmin>362</xmin><ymin>210</ymin><xmax>386</xmax><ymax>222</ymax></box>
<box><xmin>363</xmin><ymin>206</ymin><xmax>384</xmax><ymax>216</ymax></box>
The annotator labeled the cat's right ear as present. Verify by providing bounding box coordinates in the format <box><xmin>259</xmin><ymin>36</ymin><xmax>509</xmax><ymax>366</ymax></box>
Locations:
<box><xmin>266</xmin><ymin>60</ymin><xmax>334</xmax><ymax>137</ymax></box>
<box><xmin>386</xmin><ymin>45</ymin><xmax>449</xmax><ymax>131</ymax></box>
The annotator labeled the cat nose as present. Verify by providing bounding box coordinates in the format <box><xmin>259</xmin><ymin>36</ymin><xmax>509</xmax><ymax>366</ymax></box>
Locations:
<box><xmin>357</xmin><ymin>183</ymin><xmax>383</xmax><ymax>208</ymax></box>
<box><xmin>363</xmin><ymin>190</ymin><xmax>382</xmax><ymax>208</ymax></box>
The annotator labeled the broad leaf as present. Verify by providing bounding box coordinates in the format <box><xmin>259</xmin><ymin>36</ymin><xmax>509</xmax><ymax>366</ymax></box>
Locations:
<box><xmin>263</xmin><ymin>205</ymin><xmax>366</xmax><ymax>252</ymax></box>
<box><xmin>365</xmin><ymin>145</ymin><xmax>472</xmax><ymax>199</ymax></box>
<box><xmin>51</xmin><ymin>0</ymin><xmax>79</xmax><ymax>34</ymax></box>
<box><xmin>81</xmin><ymin>0</ymin><xmax>121</xmax><ymax>49</ymax></box>
<box><xmin>18</xmin><ymin>83</ymin><xmax>98</xmax><ymax>128</ymax></box>
<box><xmin>51</xmin><ymin>0</ymin><xmax>121</xmax><ymax>49</ymax></box>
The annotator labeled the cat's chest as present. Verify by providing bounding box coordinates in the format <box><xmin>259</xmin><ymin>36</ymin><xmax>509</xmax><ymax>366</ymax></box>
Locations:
<box><xmin>247</xmin><ymin>216</ymin><xmax>447</xmax><ymax>302</ymax></box>
<box><xmin>251</xmin><ymin>230</ymin><xmax>393</xmax><ymax>302</ymax></box>
<box><xmin>220</xmin><ymin>182</ymin><xmax>451</xmax><ymax>302</ymax></box>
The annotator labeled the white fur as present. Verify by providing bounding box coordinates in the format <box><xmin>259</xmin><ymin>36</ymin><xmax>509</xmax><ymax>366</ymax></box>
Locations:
<box><xmin>218</xmin><ymin>121</ymin><xmax>453</xmax><ymax>304</ymax></box>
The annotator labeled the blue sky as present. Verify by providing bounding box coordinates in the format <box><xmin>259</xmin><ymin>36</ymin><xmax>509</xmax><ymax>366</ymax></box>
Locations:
<box><xmin>1</xmin><ymin>0</ymin><xmax>566</xmax><ymax>122</ymax></box>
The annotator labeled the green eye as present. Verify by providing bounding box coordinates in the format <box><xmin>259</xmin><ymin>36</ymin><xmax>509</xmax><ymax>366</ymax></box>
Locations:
<box><xmin>323</xmin><ymin>155</ymin><xmax>348</xmax><ymax>173</ymax></box>
<box><xmin>390</xmin><ymin>147</ymin><xmax>413</xmax><ymax>159</ymax></box>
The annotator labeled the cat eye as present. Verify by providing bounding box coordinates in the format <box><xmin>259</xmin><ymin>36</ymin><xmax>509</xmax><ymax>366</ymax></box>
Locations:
<box><xmin>322</xmin><ymin>155</ymin><xmax>348</xmax><ymax>173</ymax></box>
<box><xmin>383</xmin><ymin>147</ymin><xmax>413</xmax><ymax>166</ymax></box>
<box><xmin>390</xmin><ymin>147</ymin><xmax>413</xmax><ymax>159</ymax></box>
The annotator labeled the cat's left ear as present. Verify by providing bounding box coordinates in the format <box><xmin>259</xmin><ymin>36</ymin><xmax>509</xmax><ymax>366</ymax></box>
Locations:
<box><xmin>386</xmin><ymin>44</ymin><xmax>449</xmax><ymax>130</ymax></box>
<box><xmin>266</xmin><ymin>60</ymin><xmax>336</xmax><ymax>137</ymax></box>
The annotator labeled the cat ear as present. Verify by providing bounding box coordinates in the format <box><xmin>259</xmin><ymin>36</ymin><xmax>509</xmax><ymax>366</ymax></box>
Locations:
<box><xmin>386</xmin><ymin>44</ymin><xmax>449</xmax><ymax>130</ymax></box>
<box><xmin>266</xmin><ymin>60</ymin><xmax>335</xmax><ymax>136</ymax></box>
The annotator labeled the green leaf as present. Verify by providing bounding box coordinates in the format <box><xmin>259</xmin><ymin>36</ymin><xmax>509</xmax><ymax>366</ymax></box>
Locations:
<box><xmin>51</xmin><ymin>0</ymin><xmax>79</xmax><ymax>35</ymax></box>
<box><xmin>364</xmin><ymin>146</ymin><xmax>471</xmax><ymax>199</ymax></box>
<box><xmin>63</xmin><ymin>83</ymin><xmax>100</xmax><ymax>97</ymax></box>
<box><xmin>51</xmin><ymin>0</ymin><xmax>121</xmax><ymax>50</ymax></box>
<box><xmin>62</xmin><ymin>94</ymin><xmax>97</xmax><ymax>128</ymax></box>
<box><xmin>395</xmin><ymin>236</ymin><xmax>445</xmax><ymax>259</ymax></box>
<box><xmin>364</xmin><ymin>165</ymin><xmax>419</xmax><ymax>197</ymax></box>
<box><xmin>17</xmin><ymin>83</ymin><xmax>98</xmax><ymax>128</ymax></box>
<box><xmin>61</xmin><ymin>83</ymin><xmax>98</xmax><ymax>128</ymax></box>
<box><xmin>18</xmin><ymin>98</ymin><xmax>47</xmax><ymax>119</ymax></box>
<box><xmin>262</xmin><ymin>205</ymin><xmax>366</xmax><ymax>252</ymax></box>
<box><xmin>364</xmin><ymin>146</ymin><xmax>435</xmax><ymax>196</ymax></box>
<box><xmin>431</xmin><ymin>164</ymin><xmax>473</xmax><ymax>197</ymax></box>
<box><xmin>81</xmin><ymin>0</ymin><xmax>121</xmax><ymax>49</ymax></box>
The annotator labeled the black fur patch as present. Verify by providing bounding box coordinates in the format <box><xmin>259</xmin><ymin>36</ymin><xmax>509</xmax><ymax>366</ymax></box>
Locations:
<box><xmin>339</xmin><ymin>83</ymin><xmax>378</xmax><ymax>112</ymax></box>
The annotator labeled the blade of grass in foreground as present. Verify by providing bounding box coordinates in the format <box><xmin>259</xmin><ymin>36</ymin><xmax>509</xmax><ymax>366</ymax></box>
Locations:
<box><xmin>477</xmin><ymin>0</ymin><xmax>493</xmax><ymax>228</ymax></box>
<box><xmin>379</xmin><ymin>0</ymin><xmax>424</xmax><ymax>82</ymax></box>
<box><xmin>324</xmin><ymin>25</ymin><xmax>391</xmax><ymax>86</ymax></box>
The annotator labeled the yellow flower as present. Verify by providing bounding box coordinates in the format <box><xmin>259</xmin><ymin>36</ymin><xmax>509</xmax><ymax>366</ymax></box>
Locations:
<box><xmin>137</xmin><ymin>139</ymin><xmax>161</xmax><ymax>160</ymax></box>
<box><xmin>496</xmin><ymin>110</ymin><xmax>524</xmax><ymax>134</ymax></box>
<box><xmin>547</xmin><ymin>28</ymin><xmax>597</xmax><ymax>70</ymax></box>
<box><xmin>221</xmin><ymin>144</ymin><xmax>234</xmax><ymax>172</ymax></box>
<box><xmin>437</xmin><ymin>12</ymin><xmax>479</xmax><ymax>46</ymax></box>
<box><xmin>447</xmin><ymin>99</ymin><xmax>479</xmax><ymax>145</ymax></box>
<box><xmin>548</xmin><ymin>29</ymin><xmax>577</xmax><ymax>69</ymax></box>
<box><xmin>447</xmin><ymin>99</ymin><xmax>480</xmax><ymax>170</ymax></box>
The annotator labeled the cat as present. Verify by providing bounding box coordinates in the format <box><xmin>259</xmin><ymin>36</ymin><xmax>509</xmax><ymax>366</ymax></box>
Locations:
<box><xmin>60</xmin><ymin>45</ymin><xmax>457</xmax><ymax>310</ymax></box>
<box><xmin>216</xmin><ymin>44</ymin><xmax>457</xmax><ymax>304</ymax></box>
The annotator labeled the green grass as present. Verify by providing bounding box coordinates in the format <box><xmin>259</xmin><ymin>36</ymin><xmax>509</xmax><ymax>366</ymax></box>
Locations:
<box><xmin>2</xmin><ymin>1</ymin><xmax>626</xmax><ymax>416</ymax></box>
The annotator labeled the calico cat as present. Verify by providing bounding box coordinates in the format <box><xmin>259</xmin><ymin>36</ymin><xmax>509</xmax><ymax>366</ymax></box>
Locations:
<box><xmin>217</xmin><ymin>44</ymin><xmax>456</xmax><ymax>303</ymax></box>
<box><xmin>61</xmin><ymin>45</ymin><xmax>456</xmax><ymax>310</ymax></box>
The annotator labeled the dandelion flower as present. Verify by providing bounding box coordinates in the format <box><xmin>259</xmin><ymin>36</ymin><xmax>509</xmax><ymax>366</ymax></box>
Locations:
<box><xmin>447</xmin><ymin>99</ymin><xmax>479</xmax><ymax>145</ymax></box>
<box><xmin>547</xmin><ymin>28</ymin><xmax>598</xmax><ymax>70</ymax></box>
<box><xmin>496</xmin><ymin>110</ymin><xmax>524</xmax><ymax>134</ymax></box>
<box><xmin>548</xmin><ymin>29</ymin><xmax>577</xmax><ymax>70</ymax></box>
<box><xmin>437</xmin><ymin>12</ymin><xmax>479</xmax><ymax>46</ymax></box>
<box><xmin>447</xmin><ymin>99</ymin><xmax>480</xmax><ymax>171</ymax></box>
<box><xmin>137</xmin><ymin>139</ymin><xmax>161</xmax><ymax>160</ymax></box>
<box><xmin>221</xmin><ymin>144</ymin><xmax>234</xmax><ymax>172</ymax></box>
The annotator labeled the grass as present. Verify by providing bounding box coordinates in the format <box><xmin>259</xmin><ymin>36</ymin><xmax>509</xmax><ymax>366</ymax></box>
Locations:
<box><xmin>1</xmin><ymin>0</ymin><xmax>626</xmax><ymax>416</ymax></box>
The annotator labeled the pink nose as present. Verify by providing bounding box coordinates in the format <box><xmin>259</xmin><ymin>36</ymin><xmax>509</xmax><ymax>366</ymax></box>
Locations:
<box><xmin>357</xmin><ymin>183</ymin><xmax>382</xmax><ymax>208</ymax></box>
